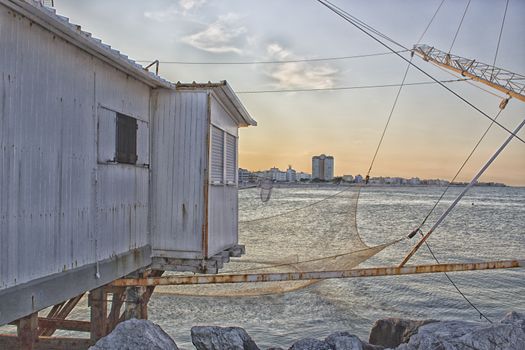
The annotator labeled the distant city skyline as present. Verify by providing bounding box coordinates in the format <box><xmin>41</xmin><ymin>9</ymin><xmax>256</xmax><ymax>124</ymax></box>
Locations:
<box><xmin>240</xmin><ymin>166</ymin><xmax>508</xmax><ymax>186</ymax></box>
<box><xmin>241</xmin><ymin>163</ymin><xmax>514</xmax><ymax>186</ymax></box>
<box><xmin>53</xmin><ymin>0</ymin><xmax>525</xmax><ymax>185</ymax></box>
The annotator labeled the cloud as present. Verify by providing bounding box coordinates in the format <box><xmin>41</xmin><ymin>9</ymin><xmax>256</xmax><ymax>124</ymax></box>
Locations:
<box><xmin>144</xmin><ymin>5</ymin><xmax>179</xmax><ymax>22</ymax></box>
<box><xmin>265</xmin><ymin>43</ymin><xmax>338</xmax><ymax>89</ymax></box>
<box><xmin>181</xmin><ymin>13</ymin><xmax>247</xmax><ymax>54</ymax></box>
<box><xmin>179</xmin><ymin>0</ymin><xmax>206</xmax><ymax>12</ymax></box>
<box><xmin>144</xmin><ymin>0</ymin><xmax>206</xmax><ymax>21</ymax></box>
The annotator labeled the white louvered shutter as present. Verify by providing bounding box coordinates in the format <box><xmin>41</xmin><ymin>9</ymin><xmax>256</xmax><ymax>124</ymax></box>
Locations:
<box><xmin>225</xmin><ymin>133</ymin><xmax>237</xmax><ymax>184</ymax></box>
<box><xmin>210</xmin><ymin>126</ymin><xmax>224</xmax><ymax>183</ymax></box>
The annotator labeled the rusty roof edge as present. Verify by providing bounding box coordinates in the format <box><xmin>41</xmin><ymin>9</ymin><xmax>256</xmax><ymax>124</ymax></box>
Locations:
<box><xmin>3</xmin><ymin>0</ymin><xmax>175</xmax><ymax>89</ymax></box>
<box><xmin>220</xmin><ymin>83</ymin><xmax>257</xmax><ymax>127</ymax></box>
<box><xmin>175</xmin><ymin>82</ymin><xmax>227</xmax><ymax>90</ymax></box>
<box><xmin>176</xmin><ymin>81</ymin><xmax>257</xmax><ymax>127</ymax></box>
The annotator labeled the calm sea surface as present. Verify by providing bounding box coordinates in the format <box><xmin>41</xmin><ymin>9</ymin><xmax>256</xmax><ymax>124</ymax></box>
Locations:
<box><xmin>150</xmin><ymin>185</ymin><xmax>525</xmax><ymax>349</ymax></box>
<box><xmin>5</xmin><ymin>186</ymin><xmax>522</xmax><ymax>349</ymax></box>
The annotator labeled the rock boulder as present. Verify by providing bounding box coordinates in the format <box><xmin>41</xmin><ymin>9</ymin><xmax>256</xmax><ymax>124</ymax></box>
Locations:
<box><xmin>288</xmin><ymin>338</ymin><xmax>332</xmax><ymax>350</ymax></box>
<box><xmin>89</xmin><ymin>319</ymin><xmax>178</xmax><ymax>350</ymax></box>
<box><xmin>368</xmin><ymin>318</ymin><xmax>437</xmax><ymax>348</ymax></box>
<box><xmin>395</xmin><ymin>312</ymin><xmax>525</xmax><ymax>350</ymax></box>
<box><xmin>191</xmin><ymin>326</ymin><xmax>260</xmax><ymax>350</ymax></box>
<box><xmin>325</xmin><ymin>331</ymin><xmax>364</xmax><ymax>350</ymax></box>
<box><xmin>501</xmin><ymin>311</ymin><xmax>525</xmax><ymax>329</ymax></box>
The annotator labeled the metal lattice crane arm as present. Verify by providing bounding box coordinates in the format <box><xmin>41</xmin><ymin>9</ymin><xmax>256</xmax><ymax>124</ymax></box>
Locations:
<box><xmin>412</xmin><ymin>44</ymin><xmax>525</xmax><ymax>103</ymax></box>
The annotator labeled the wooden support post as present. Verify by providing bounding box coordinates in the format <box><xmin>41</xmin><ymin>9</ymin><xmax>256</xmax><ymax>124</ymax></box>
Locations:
<box><xmin>106</xmin><ymin>288</ymin><xmax>126</xmax><ymax>334</ymax></box>
<box><xmin>38</xmin><ymin>318</ymin><xmax>91</xmax><ymax>333</ymax></box>
<box><xmin>124</xmin><ymin>286</ymin><xmax>146</xmax><ymax>320</ymax></box>
<box><xmin>39</xmin><ymin>294</ymin><xmax>84</xmax><ymax>336</ymax></box>
<box><xmin>139</xmin><ymin>270</ymin><xmax>164</xmax><ymax>320</ymax></box>
<box><xmin>17</xmin><ymin>312</ymin><xmax>38</xmax><ymax>350</ymax></box>
<box><xmin>0</xmin><ymin>335</ymin><xmax>92</xmax><ymax>350</ymax></box>
<box><xmin>44</xmin><ymin>302</ymin><xmax>65</xmax><ymax>320</ymax></box>
<box><xmin>89</xmin><ymin>288</ymin><xmax>107</xmax><ymax>343</ymax></box>
<box><xmin>0</xmin><ymin>335</ymin><xmax>19</xmax><ymax>349</ymax></box>
<box><xmin>139</xmin><ymin>287</ymin><xmax>149</xmax><ymax>320</ymax></box>
<box><xmin>122</xmin><ymin>270</ymin><xmax>164</xmax><ymax>321</ymax></box>
<box><xmin>139</xmin><ymin>284</ymin><xmax>154</xmax><ymax>320</ymax></box>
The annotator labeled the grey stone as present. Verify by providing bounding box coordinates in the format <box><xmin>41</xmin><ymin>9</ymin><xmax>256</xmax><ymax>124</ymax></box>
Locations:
<box><xmin>395</xmin><ymin>317</ymin><xmax>525</xmax><ymax>350</ymax></box>
<box><xmin>361</xmin><ymin>343</ymin><xmax>384</xmax><ymax>350</ymax></box>
<box><xmin>325</xmin><ymin>331</ymin><xmax>364</xmax><ymax>350</ymax></box>
<box><xmin>89</xmin><ymin>319</ymin><xmax>178</xmax><ymax>350</ymax></box>
<box><xmin>191</xmin><ymin>326</ymin><xmax>260</xmax><ymax>350</ymax></box>
<box><xmin>501</xmin><ymin>310</ymin><xmax>525</xmax><ymax>329</ymax></box>
<box><xmin>288</xmin><ymin>338</ymin><xmax>332</xmax><ymax>350</ymax></box>
<box><xmin>368</xmin><ymin>318</ymin><xmax>437</xmax><ymax>348</ymax></box>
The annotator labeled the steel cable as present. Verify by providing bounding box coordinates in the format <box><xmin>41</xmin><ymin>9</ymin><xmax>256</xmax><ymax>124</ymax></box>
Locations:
<box><xmin>317</xmin><ymin>0</ymin><xmax>525</xmax><ymax>144</ymax></box>
<box><xmin>422</xmin><ymin>236</ymin><xmax>493</xmax><ymax>323</ymax></box>
<box><xmin>416</xmin><ymin>108</ymin><xmax>505</xmax><ymax>230</ymax></box>
<box><xmin>448</xmin><ymin>0</ymin><xmax>472</xmax><ymax>53</ymax></box>
<box><xmin>413</xmin><ymin>0</ymin><xmax>511</xmax><ymax>321</ymax></box>
<box><xmin>366</xmin><ymin>60</ymin><xmax>412</xmax><ymax>178</ymax></box>
<box><xmin>492</xmin><ymin>0</ymin><xmax>510</xmax><ymax>75</ymax></box>
<box><xmin>137</xmin><ymin>50</ymin><xmax>409</xmax><ymax>65</ymax></box>
<box><xmin>236</xmin><ymin>78</ymin><xmax>468</xmax><ymax>94</ymax></box>
<box><xmin>416</xmin><ymin>0</ymin><xmax>446</xmax><ymax>45</ymax></box>
<box><xmin>239</xmin><ymin>185</ymin><xmax>351</xmax><ymax>224</ymax></box>
<box><xmin>318</xmin><ymin>0</ymin><xmax>499</xmax><ymax>323</ymax></box>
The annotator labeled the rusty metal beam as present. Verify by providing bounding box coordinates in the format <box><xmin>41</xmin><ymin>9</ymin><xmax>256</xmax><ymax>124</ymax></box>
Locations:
<box><xmin>38</xmin><ymin>318</ymin><xmax>91</xmax><ymax>333</ymax></box>
<box><xmin>0</xmin><ymin>335</ymin><xmax>19</xmax><ymax>349</ymax></box>
<box><xmin>0</xmin><ymin>334</ymin><xmax>92</xmax><ymax>350</ymax></box>
<box><xmin>413</xmin><ymin>44</ymin><xmax>525</xmax><ymax>102</ymax></box>
<box><xmin>398</xmin><ymin>116</ymin><xmax>525</xmax><ymax>267</ymax></box>
<box><xmin>110</xmin><ymin>259</ymin><xmax>524</xmax><ymax>287</ymax></box>
<box><xmin>9</xmin><ymin>317</ymin><xmax>90</xmax><ymax>333</ymax></box>
<box><xmin>32</xmin><ymin>337</ymin><xmax>92</xmax><ymax>350</ymax></box>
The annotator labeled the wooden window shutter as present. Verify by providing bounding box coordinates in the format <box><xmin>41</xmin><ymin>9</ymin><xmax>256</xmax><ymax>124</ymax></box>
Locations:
<box><xmin>116</xmin><ymin>113</ymin><xmax>138</xmax><ymax>164</ymax></box>
<box><xmin>210</xmin><ymin>126</ymin><xmax>224</xmax><ymax>183</ymax></box>
<box><xmin>225</xmin><ymin>133</ymin><xmax>236</xmax><ymax>184</ymax></box>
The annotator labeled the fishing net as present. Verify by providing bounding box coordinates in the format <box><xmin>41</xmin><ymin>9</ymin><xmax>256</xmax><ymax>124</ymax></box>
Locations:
<box><xmin>156</xmin><ymin>186</ymin><xmax>398</xmax><ymax>297</ymax></box>
<box><xmin>258</xmin><ymin>178</ymin><xmax>274</xmax><ymax>203</ymax></box>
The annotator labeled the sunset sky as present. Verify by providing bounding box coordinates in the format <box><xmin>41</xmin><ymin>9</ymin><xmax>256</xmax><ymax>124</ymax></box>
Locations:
<box><xmin>54</xmin><ymin>0</ymin><xmax>525</xmax><ymax>185</ymax></box>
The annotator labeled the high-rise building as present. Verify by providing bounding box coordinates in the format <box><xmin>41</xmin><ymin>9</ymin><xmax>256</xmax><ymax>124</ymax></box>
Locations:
<box><xmin>286</xmin><ymin>165</ymin><xmax>297</xmax><ymax>182</ymax></box>
<box><xmin>238</xmin><ymin>168</ymin><xmax>258</xmax><ymax>185</ymax></box>
<box><xmin>269</xmin><ymin>167</ymin><xmax>287</xmax><ymax>182</ymax></box>
<box><xmin>297</xmin><ymin>172</ymin><xmax>312</xmax><ymax>181</ymax></box>
<box><xmin>312</xmin><ymin>154</ymin><xmax>334</xmax><ymax>180</ymax></box>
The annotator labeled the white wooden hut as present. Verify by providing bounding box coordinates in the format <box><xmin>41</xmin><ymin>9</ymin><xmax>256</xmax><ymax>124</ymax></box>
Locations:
<box><xmin>150</xmin><ymin>83</ymin><xmax>256</xmax><ymax>273</ymax></box>
<box><xmin>0</xmin><ymin>0</ymin><xmax>256</xmax><ymax>327</ymax></box>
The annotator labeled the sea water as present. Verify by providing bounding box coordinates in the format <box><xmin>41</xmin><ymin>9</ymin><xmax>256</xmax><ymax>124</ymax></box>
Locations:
<box><xmin>149</xmin><ymin>185</ymin><xmax>524</xmax><ymax>349</ymax></box>
<box><xmin>4</xmin><ymin>186</ymin><xmax>520</xmax><ymax>348</ymax></box>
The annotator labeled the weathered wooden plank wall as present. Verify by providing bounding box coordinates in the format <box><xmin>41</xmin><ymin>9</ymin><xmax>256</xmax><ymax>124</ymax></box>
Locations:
<box><xmin>0</xmin><ymin>3</ymin><xmax>151</xmax><ymax>291</ymax></box>
<box><xmin>150</xmin><ymin>90</ymin><xmax>208</xmax><ymax>258</ymax></box>
<box><xmin>208</xmin><ymin>95</ymin><xmax>239</xmax><ymax>257</ymax></box>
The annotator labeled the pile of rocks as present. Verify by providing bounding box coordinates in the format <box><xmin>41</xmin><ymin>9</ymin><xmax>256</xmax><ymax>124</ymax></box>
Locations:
<box><xmin>89</xmin><ymin>311</ymin><xmax>525</xmax><ymax>350</ymax></box>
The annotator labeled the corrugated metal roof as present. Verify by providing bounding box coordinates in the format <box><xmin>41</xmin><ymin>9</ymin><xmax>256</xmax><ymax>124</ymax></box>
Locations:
<box><xmin>176</xmin><ymin>81</ymin><xmax>257</xmax><ymax>127</ymax></box>
<box><xmin>1</xmin><ymin>0</ymin><xmax>174</xmax><ymax>88</ymax></box>
<box><xmin>1</xmin><ymin>0</ymin><xmax>257</xmax><ymax>125</ymax></box>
